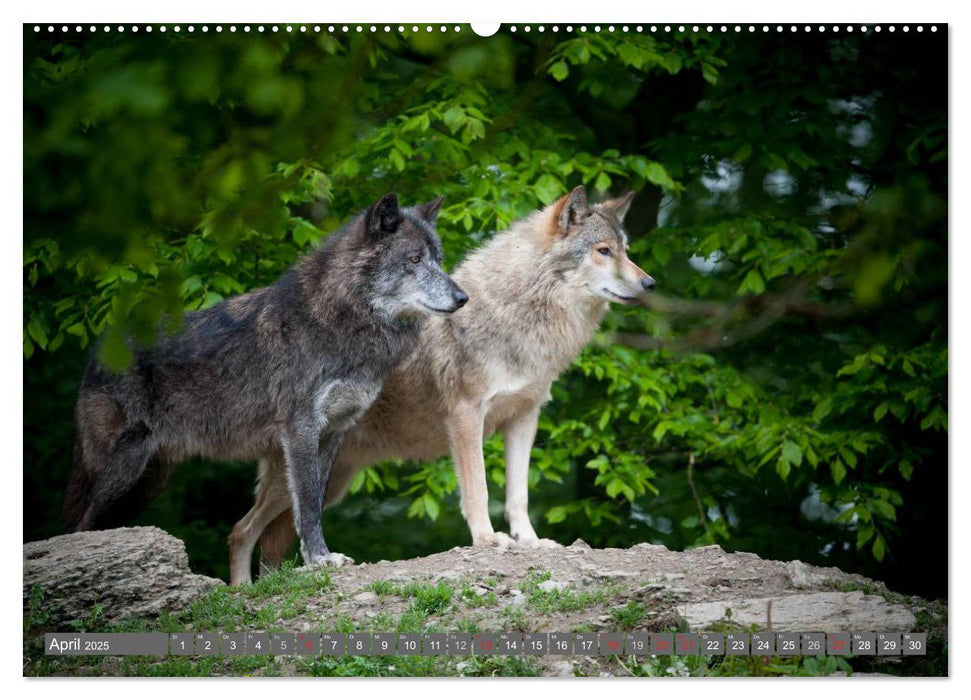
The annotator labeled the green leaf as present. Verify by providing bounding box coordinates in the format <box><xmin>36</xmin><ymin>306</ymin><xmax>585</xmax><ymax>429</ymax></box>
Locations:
<box><xmin>27</xmin><ymin>317</ymin><xmax>49</xmax><ymax>349</ymax></box>
<box><xmin>407</xmin><ymin>497</ymin><xmax>425</xmax><ymax>519</ymax></box>
<box><xmin>869</xmin><ymin>499</ymin><xmax>896</xmax><ymax>521</ymax></box>
<box><xmin>643</xmin><ymin>162</ymin><xmax>676</xmax><ymax>190</ymax></box>
<box><xmin>181</xmin><ymin>275</ymin><xmax>203</xmax><ymax>297</ymax></box>
<box><xmin>899</xmin><ymin>459</ymin><xmax>914</xmax><ymax>481</ymax></box>
<box><xmin>594</xmin><ymin>171</ymin><xmax>611</xmax><ymax>192</ymax></box>
<box><xmin>598</xmin><ymin>408</ymin><xmax>611</xmax><ymax>430</ymax></box>
<box><xmin>549</xmin><ymin>61</ymin><xmax>569</xmax><ymax>81</ymax></box>
<box><xmin>546</xmin><ymin>506</ymin><xmax>568</xmax><ymax>524</ymax></box>
<box><xmin>782</xmin><ymin>440</ymin><xmax>803</xmax><ymax>468</ymax></box>
<box><xmin>737</xmin><ymin>269</ymin><xmax>766</xmax><ymax>296</ymax></box>
<box><xmin>733</xmin><ymin>143</ymin><xmax>753</xmax><ymax>162</ymax></box>
<box><xmin>812</xmin><ymin>397</ymin><xmax>833</xmax><ymax>422</ymax></box>
<box><xmin>871</xmin><ymin>534</ymin><xmax>886</xmax><ymax>562</ymax></box>
<box><xmin>348</xmin><ymin>470</ymin><xmax>366</xmax><ymax>494</ymax></box>
<box><xmin>423</xmin><ymin>493</ymin><xmax>440</xmax><ymax>521</ymax></box>
<box><xmin>442</xmin><ymin>107</ymin><xmax>466</xmax><ymax>134</ymax></box>
<box><xmin>830</xmin><ymin>459</ymin><xmax>846</xmax><ymax>485</ymax></box>
<box><xmin>534</xmin><ymin>174</ymin><xmax>562</xmax><ymax>205</ymax></box>
<box><xmin>873</xmin><ymin>401</ymin><xmax>889</xmax><ymax>423</ymax></box>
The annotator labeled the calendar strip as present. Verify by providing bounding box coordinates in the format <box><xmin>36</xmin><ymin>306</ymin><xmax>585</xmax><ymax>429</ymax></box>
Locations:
<box><xmin>45</xmin><ymin>631</ymin><xmax>927</xmax><ymax>656</ymax></box>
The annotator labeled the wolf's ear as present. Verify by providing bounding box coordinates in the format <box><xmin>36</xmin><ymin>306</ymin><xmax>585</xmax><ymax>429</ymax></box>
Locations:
<box><xmin>601</xmin><ymin>191</ymin><xmax>634</xmax><ymax>222</ymax></box>
<box><xmin>415</xmin><ymin>195</ymin><xmax>446</xmax><ymax>223</ymax></box>
<box><xmin>366</xmin><ymin>193</ymin><xmax>401</xmax><ymax>240</ymax></box>
<box><xmin>552</xmin><ymin>186</ymin><xmax>591</xmax><ymax>235</ymax></box>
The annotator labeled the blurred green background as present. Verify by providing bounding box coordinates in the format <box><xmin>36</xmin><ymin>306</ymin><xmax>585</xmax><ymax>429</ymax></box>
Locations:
<box><xmin>24</xmin><ymin>25</ymin><xmax>946</xmax><ymax>599</ymax></box>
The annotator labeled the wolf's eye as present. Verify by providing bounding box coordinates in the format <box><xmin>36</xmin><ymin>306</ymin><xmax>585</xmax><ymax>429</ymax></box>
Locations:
<box><xmin>598</xmin><ymin>246</ymin><xmax>611</xmax><ymax>256</ymax></box>
<box><xmin>409</xmin><ymin>255</ymin><xmax>421</xmax><ymax>264</ymax></box>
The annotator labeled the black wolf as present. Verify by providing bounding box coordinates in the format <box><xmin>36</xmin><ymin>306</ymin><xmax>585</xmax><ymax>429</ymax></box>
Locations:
<box><xmin>63</xmin><ymin>193</ymin><xmax>467</xmax><ymax>574</ymax></box>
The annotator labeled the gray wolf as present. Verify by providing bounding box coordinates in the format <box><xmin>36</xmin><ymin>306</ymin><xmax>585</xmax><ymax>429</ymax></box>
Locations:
<box><xmin>62</xmin><ymin>193</ymin><xmax>467</xmax><ymax>574</ymax></box>
<box><xmin>231</xmin><ymin>185</ymin><xmax>655</xmax><ymax>583</ymax></box>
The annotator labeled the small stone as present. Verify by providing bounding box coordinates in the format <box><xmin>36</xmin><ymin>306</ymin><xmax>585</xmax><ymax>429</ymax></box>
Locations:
<box><xmin>632</xmin><ymin>542</ymin><xmax>665</xmax><ymax>551</ymax></box>
<box><xmin>594</xmin><ymin>570</ymin><xmax>634</xmax><ymax>579</ymax></box>
<box><xmin>353</xmin><ymin>591</ymin><xmax>378</xmax><ymax>604</ymax></box>
<box><xmin>570</xmin><ymin>539</ymin><xmax>592</xmax><ymax>549</ymax></box>
<box><xmin>456</xmin><ymin>661</ymin><xmax>469</xmax><ymax>673</ymax></box>
<box><xmin>663</xmin><ymin>573</ymin><xmax>685</xmax><ymax>581</ymax></box>
<box><xmin>547</xmin><ymin>660</ymin><xmax>574</xmax><ymax>677</ymax></box>
<box><xmin>538</xmin><ymin>580</ymin><xmax>567</xmax><ymax>593</ymax></box>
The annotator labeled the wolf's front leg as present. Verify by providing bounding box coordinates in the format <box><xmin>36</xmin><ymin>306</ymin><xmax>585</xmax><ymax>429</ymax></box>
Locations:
<box><xmin>447</xmin><ymin>401</ymin><xmax>514</xmax><ymax>549</ymax></box>
<box><xmin>282</xmin><ymin>426</ymin><xmax>353</xmax><ymax>568</ymax></box>
<box><xmin>501</xmin><ymin>405</ymin><xmax>561</xmax><ymax>549</ymax></box>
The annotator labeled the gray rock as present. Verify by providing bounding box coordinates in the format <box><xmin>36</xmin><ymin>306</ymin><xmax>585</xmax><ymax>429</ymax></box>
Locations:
<box><xmin>352</xmin><ymin>591</ymin><xmax>379</xmax><ymax>604</ymax></box>
<box><xmin>570</xmin><ymin>539</ymin><xmax>592</xmax><ymax>549</ymax></box>
<box><xmin>682</xmin><ymin>591</ymin><xmax>917</xmax><ymax>632</ymax></box>
<box><xmin>786</xmin><ymin>560</ymin><xmax>829</xmax><ymax>588</ymax></box>
<box><xmin>594</xmin><ymin>570</ymin><xmax>635</xmax><ymax>579</ymax></box>
<box><xmin>538</xmin><ymin>580</ymin><xmax>567</xmax><ymax>593</ymax></box>
<box><xmin>545</xmin><ymin>660</ymin><xmax>575</xmax><ymax>677</ymax></box>
<box><xmin>23</xmin><ymin>526</ymin><xmax>221</xmax><ymax>627</ymax></box>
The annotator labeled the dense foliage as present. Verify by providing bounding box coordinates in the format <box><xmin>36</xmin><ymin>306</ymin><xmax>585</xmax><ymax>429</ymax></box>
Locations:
<box><xmin>24</xmin><ymin>25</ymin><xmax>946</xmax><ymax>597</ymax></box>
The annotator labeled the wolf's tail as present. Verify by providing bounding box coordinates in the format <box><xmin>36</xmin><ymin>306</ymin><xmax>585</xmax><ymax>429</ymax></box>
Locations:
<box><xmin>62</xmin><ymin>434</ymin><xmax>92</xmax><ymax>532</ymax></box>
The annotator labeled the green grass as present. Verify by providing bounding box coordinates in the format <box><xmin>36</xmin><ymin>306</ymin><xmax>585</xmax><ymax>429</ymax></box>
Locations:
<box><xmin>460</xmin><ymin>584</ymin><xmax>499</xmax><ymax>607</ymax></box>
<box><xmin>400</xmin><ymin>581</ymin><xmax>454</xmax><ymax>616</ymax></box>
<box><xmin>610</xmin><ymin>602</ymin><xmax>647</xmax><ymax>630</ymax></box>
<box><xmin>368</xmin><ymin>580</ymin><xmax>396</xmax><ymax>596</ymax></box>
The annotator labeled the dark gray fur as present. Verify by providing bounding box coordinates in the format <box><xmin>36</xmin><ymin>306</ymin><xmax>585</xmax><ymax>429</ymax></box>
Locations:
<box><xmin>63</xmin><ymin>193</ymin><xmax>466</xmax><ymax>568</ymax></box>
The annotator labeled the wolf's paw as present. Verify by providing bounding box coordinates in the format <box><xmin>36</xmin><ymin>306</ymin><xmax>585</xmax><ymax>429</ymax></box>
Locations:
<box><xmin>320</xmin><ymin>552</ymin><xmax>354</xmax><ymax>568</ymax></box>
<box><xmin>472</xmin><ymin>532</ymin><xmax>516</xmax><ymax>549</ymax></box>
<box><xmin>303</xmin><ymin>551</ymin><xmax>355</xmax><ymax>569</ymax></box>
<box><xmin>514</xmin><ymin>536</ymin><xmax>562</xmax><ymax>550</ymax></box>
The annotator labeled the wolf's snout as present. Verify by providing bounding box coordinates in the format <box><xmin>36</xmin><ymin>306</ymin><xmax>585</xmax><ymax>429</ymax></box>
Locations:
<box><xmin>452</xmin><ymin>289</ymin><xmax>469</xmax><ymax>308</ymax></box>
<box><xmin>641</xmin><ymin>276</ymin><xmax>657</xmax><ymax>292</ymax></box>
